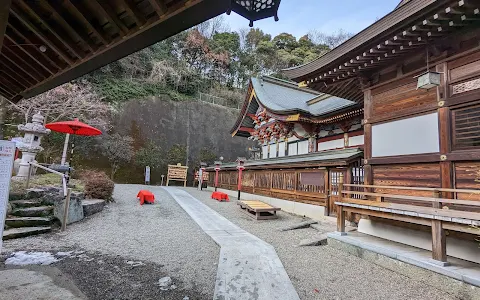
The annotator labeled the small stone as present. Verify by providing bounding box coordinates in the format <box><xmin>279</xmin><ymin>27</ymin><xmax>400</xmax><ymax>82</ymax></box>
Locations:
<box><xmin>6</xmin><ymin>203</ymin><xmax>12</xmax><ymax>215</ymax></box>
<box><xmin>183</xmin><ymin>297</ymin><xmax>189</xmax><ymax>300</ymax></box>
<box><xmin>170</xmin><ymin>284</ymin><xmax>177</xmax><ymax>290</ymax></box>
<box><xmin>157</xmin><ymin>276</ymin><xmax>172</xmax><ymax>290</ymax></box>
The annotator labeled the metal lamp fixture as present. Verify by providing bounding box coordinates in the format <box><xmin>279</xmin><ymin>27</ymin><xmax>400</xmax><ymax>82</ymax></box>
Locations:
<box><xmin>416</xmin><ymin>47</ymin><xmax>441</xmax><ymax>90</ymax></box>
<box><xmin>228</xmin><ymin>0</ymin><xmax>281</xmax><ymax>27</ymax></box>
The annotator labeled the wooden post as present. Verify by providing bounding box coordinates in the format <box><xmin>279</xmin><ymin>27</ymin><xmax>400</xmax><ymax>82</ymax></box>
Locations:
<box><xmin>339</xmin><ymin>173</ymin><xmax>344</xmax><ymax>200</ymax></box>
<box><xmin>25</xmin><ymin>163</ymin><xmax>32</xmax><ymax>189</ymax></box>
<box><xmin>336</xmin><ymin>205</ymin><xmax>346</xmax><ymax>235</ymax></box>
<box><xmin>61</xmin><ymin>188</ymin><xmax>72</xmax><ymax>231</ymax></box>
<box><xmin>431</xmin><ymin>190</ymin><xmax>448</xmax><ymax>265</ymax></box>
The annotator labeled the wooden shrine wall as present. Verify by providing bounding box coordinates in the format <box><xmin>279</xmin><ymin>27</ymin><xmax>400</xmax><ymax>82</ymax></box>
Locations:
<box><xmin>364</xmin><ymin>34</ymin><xmax>480</xmax><ymax>201</ymax></box>
<box><xmin>209</xmin><ymin>169</ymin><xmax>328</xmax><ymax>206</ymax></box>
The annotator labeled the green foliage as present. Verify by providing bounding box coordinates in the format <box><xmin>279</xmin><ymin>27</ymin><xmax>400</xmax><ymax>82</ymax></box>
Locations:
<box><xmin>166</xmin><ymin>144</ymin><xmax>187</xmax><ymax>165</ymax></box>
<box><xmin>194</xmin><ymin>148</ymin><xmax>217</xmax><ymax>166</ymax></box>
<box><xmin>135</xmin><ymin>142</ymin><xmax>163</xmax><ymax>169</ymax></box>
<box><xmin>98</xmin><ymin>133</ymin><xmax>134</xmax><ymax>180</ymax></box>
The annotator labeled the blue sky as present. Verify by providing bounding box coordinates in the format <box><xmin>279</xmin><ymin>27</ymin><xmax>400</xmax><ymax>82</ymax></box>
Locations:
<box><xmin>223</xmin><ymin>0</ymin><xmax>401</xmax><ymax>38</ymax></box>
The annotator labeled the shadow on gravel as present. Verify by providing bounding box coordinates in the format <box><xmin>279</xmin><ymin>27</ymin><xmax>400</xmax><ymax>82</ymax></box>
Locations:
<box><xmin>1</xmin><ymin>250</ymin><xmax>210</xmax><ymax>300</ymax></box>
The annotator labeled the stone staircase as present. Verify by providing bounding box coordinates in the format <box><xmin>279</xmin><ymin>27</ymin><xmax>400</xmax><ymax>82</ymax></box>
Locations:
<box><xmin>3</xmin><ymin>190</ymin><xmax>57</xmax><ymax>240</ymax></box>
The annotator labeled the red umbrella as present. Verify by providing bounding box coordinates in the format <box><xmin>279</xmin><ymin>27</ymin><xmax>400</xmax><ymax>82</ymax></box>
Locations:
<box><xmin>45</xmin><ymin>118</ymin><xmax>102</xmax><ymax>136</ymax></box>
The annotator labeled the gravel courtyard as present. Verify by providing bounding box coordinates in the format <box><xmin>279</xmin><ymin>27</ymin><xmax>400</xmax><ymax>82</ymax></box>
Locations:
<box><xmin>2</xmin><ymin>185</ymin><xmax>459</xmax><ymax>300</ymax></box>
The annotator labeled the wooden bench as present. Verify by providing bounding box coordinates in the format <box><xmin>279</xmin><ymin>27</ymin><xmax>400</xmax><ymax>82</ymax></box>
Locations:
<box><xmin>336</xmin><ymin>183</ymin><xmax>480</xmax><ymax>266</ymax></box>
<box><xmin>237</xmin><ymin>200</ymin><xmax>281</xmax><ymax>220</ymax></box>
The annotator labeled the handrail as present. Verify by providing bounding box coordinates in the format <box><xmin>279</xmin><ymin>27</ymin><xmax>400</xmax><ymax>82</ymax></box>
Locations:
<box><xmin>341</xmin><ymin>190</ymin><xmax>480</xmax><ymax>207</ymax></box>
<box><xmin>27</xmin><ymin>162</ymin><xmax>68</xmax><ymax>197</ymax></box>
<box><xmin>343</xmin><ymin>183</ymin><xmax>480</xmax><ymax>195</ymax></box>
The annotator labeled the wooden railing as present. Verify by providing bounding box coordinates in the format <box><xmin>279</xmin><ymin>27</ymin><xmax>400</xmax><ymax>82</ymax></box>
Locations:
<box><xmin>336</xmin><ymin>181</ymin><xmax>480</xmax><ymax>265</ymax></box>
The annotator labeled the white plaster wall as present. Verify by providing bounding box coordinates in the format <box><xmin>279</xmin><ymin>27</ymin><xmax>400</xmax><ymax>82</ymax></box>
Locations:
<box><xmin>269</xmin><ymin>144</ymin><xmax>277</xmax><ymax>158</ymax></box>
<box><xmin>262</xmin><ymin>145</ymin><xmax>268</xmax><ymax>159</ymax></box>
<box><xmin>349</xmin><ymin>135</ymin><xmax>364</xmax><ymax>146</ymax></box>
<box><xmin>278</xmin><ymin>142</ymin><xmax>286</xmax><ymax>157</ymax></box>
<box><xmin>210</xmin><ymin>188</ymin><xmax>326</xmax><ymax>220</ymax></box>
<box><xmin>298</xmin><ymin>140</ymin><xmax>309</xmax><ymax>155</ymax></box>
<box><xmin>318</xmin><ymin>139</ymin><xmax>344</xmax><ymax>151</ymax></box>
<box><xmin>372</xmin><ymin>113</ymin><xmax>439</xmax><ymax>157</ymax></box>
<box><xmin>358</xmin><ymin>219</ymin><xmax>480</xmax><ymax>264</ymax></box>
<box><xmin>288</xmin><ymin>143</ymin><xmax>297</xmax><ymax>156</ymax></box>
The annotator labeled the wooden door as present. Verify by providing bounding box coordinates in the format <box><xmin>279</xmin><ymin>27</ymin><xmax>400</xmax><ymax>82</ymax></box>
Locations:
<box><xmin>328</xmin><ymin>169</ymin><xmax>346</xmax><ymax>217</ymax></box>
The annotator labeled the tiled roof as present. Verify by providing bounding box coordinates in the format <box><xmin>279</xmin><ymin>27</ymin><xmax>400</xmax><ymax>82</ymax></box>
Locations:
<box><xmin>252</xmin><ymin>76</ymin><xmax>356</xmax><ymax>117</ymax></box>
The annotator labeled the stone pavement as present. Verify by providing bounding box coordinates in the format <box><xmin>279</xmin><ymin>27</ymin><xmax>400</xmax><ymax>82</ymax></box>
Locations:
<box><xmin>163</xmin><ymin>187</ymin><xmax>300</xmax><ymax>300</ymax></box>
<box><xmin>0</xmin><ymin>267</ymin><xmax>86</xmax><ymax>300</ymax></box>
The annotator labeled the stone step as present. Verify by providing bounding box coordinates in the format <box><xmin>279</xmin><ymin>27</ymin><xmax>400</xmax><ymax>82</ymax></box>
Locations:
<box><xmin>9</xmin><ymin>199</ymin><xmax>44</xmax><ymax>209</ymax></box>
<box><xmin>298</xmin><ymin>233</ymin><xmax>328</xmax><ymax>247</ymax></box>
<box><xmin>2</xmin><ymin>227</ymin><xmax>52</xmax><ymax>240</ymax></box>
<box><xmin>277</xmin><ymin>220</ymin><xmax>318</xmax><ymax>232</ymax></box>
<box><xmin>5</xmin><ymin>217</ymin><xmax>53</xmax><ymax>228</ymax></box>
<box><xmin>12</xmin><ymin>206</ymin><xmax>54</xmax><ymax>218</ymax></box>
<box><xmin>82</xmin><ymin>199</ymin><xmax>106</xmax><ymax>217</ymax></box>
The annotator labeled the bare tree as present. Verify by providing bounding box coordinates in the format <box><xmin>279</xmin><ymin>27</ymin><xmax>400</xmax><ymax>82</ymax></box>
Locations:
<box><xmin>7</xmin><ymin>81</ymin><xmax>111</xmax><ymax>128</ymax></box>
<box><xmin>195</xmin><ymin>15</ymin><xmax>230</xmax><ymax>38</ymax></box>
<box><xmin>308</xmin><ymin>29</ymin><xmax>354</xmax><ymax>49</ymax></box>
<box><xmin>99</xmin><ymin>133</ymin><xmax>134</xmax><ymax>180</ymax></box>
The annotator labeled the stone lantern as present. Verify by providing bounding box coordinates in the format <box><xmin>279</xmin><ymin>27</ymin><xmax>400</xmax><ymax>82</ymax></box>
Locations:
<box><xmin>16</xmin><ymin>112</ymin><xmax>50</xmax><ymax>178</ymax></box>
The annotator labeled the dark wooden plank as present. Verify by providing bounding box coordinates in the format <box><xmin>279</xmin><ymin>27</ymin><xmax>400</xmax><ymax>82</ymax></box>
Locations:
<box><xmin>0</xmin><ymin>0</ymin><xmax>11</xmax><ymax>52</ymax></box>
<box><xmin>431</xmin><ymin>219</ymin><xmax>447</xmax><ymax>262</ymax></box>
<box><xmin>369</xmin><ymin>153</ymin><xmax>441</xmax><ymax>165</ymax></box>
<box><xmin>337</xmin><ymin>205</ymin><xmax>345</xmax><ymax>233</ymax></box>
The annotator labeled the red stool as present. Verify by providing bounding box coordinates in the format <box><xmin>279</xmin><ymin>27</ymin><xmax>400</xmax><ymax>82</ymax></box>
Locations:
<box><xmin>137</xmin><ymin>190</ymin><xmax>155</xmax><ymax>205</ymax></box>
<box><xmin>211</xmin><ymin>191</ymin><xmax>230</xmax><ymax>202</ymax></box>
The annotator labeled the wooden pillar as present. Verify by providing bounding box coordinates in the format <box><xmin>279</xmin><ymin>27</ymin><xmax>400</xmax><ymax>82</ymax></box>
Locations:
<box><xmin>336</xmin><ymin>206</ymin><xmax>346</xmax><ymax>235</ymax></box>
<box><xmin>363</xmin><ymin>89</ymin><xmax>373</xmax><ymax>193</ymax></box>
<box><xmin>431</xmin><ymin>190</ymin><xmax>448</xmax><ymax>265</ymax></box>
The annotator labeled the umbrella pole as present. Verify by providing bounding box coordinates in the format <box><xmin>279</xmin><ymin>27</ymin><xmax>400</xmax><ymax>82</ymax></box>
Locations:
<box><xmin>67</xmin><ymin>135</ymin><xmax>75</xmax><ymax>182</ymax></box>
<box><xmin>61</xmin><ymin>133</ymin><xmax>70</xmax><ymax>166</ymax></box>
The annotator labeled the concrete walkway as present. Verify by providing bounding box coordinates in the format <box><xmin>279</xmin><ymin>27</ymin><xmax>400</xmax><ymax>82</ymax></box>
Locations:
<box><xmin>163</xmin><ymin>187</ymin><xmax>300</xmax><ymax>300</ymax></box>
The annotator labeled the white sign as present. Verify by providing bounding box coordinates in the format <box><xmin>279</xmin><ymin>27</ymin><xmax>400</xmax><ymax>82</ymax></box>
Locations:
<box><xmin>0</xmin><ymin>141</ymin><xmax>15</xmax><ymax>252</ymax></box>
<box><xmin>145</xmin><ymin>166</ymin><xmax>151</xmax><ymax>183</ymax></box>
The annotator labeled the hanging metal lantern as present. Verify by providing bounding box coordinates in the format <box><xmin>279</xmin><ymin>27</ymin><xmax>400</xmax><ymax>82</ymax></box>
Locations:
<box><xmin>229</xmin><ymin>0</ymin><xmax>281</xmax><ymax>27</ymax></box>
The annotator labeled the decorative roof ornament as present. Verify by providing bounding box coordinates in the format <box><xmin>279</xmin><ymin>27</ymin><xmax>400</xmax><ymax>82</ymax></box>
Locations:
<box><xmin>228</xmin><ymin>0</ymin><xmax>281</xmax><ymax>27</ymax></box>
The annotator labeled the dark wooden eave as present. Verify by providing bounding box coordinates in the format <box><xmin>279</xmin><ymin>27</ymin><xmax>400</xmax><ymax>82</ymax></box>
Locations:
<box><xmin>282</xmin><ymin>0</ymin><xmax>480</xmax><ymax>101</ymax></box>
<box><xmin>0</xmin><ymin>0</ymin><xmax>281</xmax><ymax>102</ymax></box>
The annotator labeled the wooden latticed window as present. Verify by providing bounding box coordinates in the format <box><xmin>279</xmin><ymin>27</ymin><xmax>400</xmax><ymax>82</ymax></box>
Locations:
<box><xmin>452</xmin><ymin>104</ymin><xmax>480</xmax><ymax>150</ymax></box>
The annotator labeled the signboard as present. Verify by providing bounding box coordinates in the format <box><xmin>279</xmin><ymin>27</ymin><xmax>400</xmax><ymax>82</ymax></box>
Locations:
<box><xmin>0</xmin><ymin>141</ymin><xmax>15</xmax><ymax>252</ymax></box>
<box><xmin>145</xmin><ymin>166</ymin><xmax>151</xmax><ymax>184</ymax></box>
<box><xmin>167</xmin><ymin>164</ymin><xmax>188</xmax><ymax>187</ymax></box>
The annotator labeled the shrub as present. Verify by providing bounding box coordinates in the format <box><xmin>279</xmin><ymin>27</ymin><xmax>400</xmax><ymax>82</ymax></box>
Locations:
<box><xmin>81</xmin><ymin>170</ymin><xmax>115</xmax><ymax>201</ymax></box>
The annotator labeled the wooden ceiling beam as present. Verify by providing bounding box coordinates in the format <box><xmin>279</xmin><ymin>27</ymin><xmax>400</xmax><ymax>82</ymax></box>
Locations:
<box><xmin>119</xmin><ymin>0</ymin><xmax>146</xmax><ymax>27</ymax></box>
<box><xmin>0</xmin><ymin>0</ymin><xmax>11</xmax><ymax>52</ymax></box>
<box><xmin>16</xmin><ymin>0</ymin><xmax>83</xmax><ymax>60</ymax></box>
<box><xmin>41</xmin><ymin>0</ymin><xmax>95</xmax><ymax>54</ymax></box>
<box><xmin>9</xmin><ymin>8</ymin><xmax>74</xmax><ymax>65</ymax></box>
<box><xmin>0</xmin><ymin>63</ymin><xmax>30</xmax><ymax>89</ymax></box>
<box><xmin>0</xmin><ymin>74</ymin><xmax>20</xmax><ymax>94</ymax></box>
<box><xmin>90</xmin><ymin>0</ymin><xmax>128</xmax><ymax>35</ymax></box>
<box><xmin>7</xmin><ymin>24</ymin><xmax>61</xmax><ymax>71</ymax></box>
<box><xmin>0</xmin><ymin>53</ymin><xmax>39</xmax><ymax>84</ymax></box>
<box><xmin>63</xmin><ymin>0</ymin><xmax>109</xmax><ymax>46</ymax></box>
<box><xmin>2</xmin><ymin>45</ymin><xmax>46</xmax><ymax>80</ymax></box>
<box><xmin>0</xmin><ymin>84</ymin><xmax>15</xmax><ymax>98</ymax></box>
<box><xmin>4</xmin><ymin>34</ymin><xmax>54</xmax><ymax>76</ymax></box>
<box><xmin>149</xmin><ymin>0</ymin><xmax>168</xmax><ymax>18</ymax></box>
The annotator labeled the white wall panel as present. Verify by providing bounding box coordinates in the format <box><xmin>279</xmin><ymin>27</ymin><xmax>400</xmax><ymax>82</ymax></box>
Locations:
<box><xmin>288</xmin><ymin>143</ymin><xmax>297</xmax><ymax>156</ymax></box>
<box><xmin>318</xmin><ymin>139</ymin><xmax>344</xmax><ymax>151</ymax></box>
<box><xmin>278</xmin><ymin>142</ymin><xmax>286</xmax><ymax>157</ymax></box>
<box><xmin>349</xmin><ymin>135</ymin><xmax>364</xmax><ymax>147</ymax></box>
<box><xmin>372</xmin><ymin>113</ymin><xmax>439</xmax><ymax>157</ymax></box>
<box><xmin>262</xmin><ymin>145</ymin><xmax>268</xmax><ymax>159</ymax></box>
<box><xmin>269</xmin><ymin>144</ymin><xmax>277</xmax><ymax>158</ymax></box>
<box><xmin>298</xmin><ymin>140</ymin><xmax>309</xmax><ymax>155</ymax></box>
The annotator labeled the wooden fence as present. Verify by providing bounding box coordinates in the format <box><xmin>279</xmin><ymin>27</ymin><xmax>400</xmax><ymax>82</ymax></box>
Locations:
<box><xmin>209</xmin><ymin>169</ymin><xmax>328</xmax><ymax>206</ymax></box>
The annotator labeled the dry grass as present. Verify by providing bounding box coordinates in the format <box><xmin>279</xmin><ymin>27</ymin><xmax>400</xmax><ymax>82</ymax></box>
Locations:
<box><xmin>10</xmin><ymin>173</ymin><xmax>85</xmax><ymax>195</ymax></box>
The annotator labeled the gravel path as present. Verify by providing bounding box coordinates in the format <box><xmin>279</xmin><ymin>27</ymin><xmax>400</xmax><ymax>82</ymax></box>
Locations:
<box><xmin>2</xmin><ymin>185</ymin><xmax>459</xmax><ymax>300</ymax></box>
<box><xmin>184</xmin><ymin>188</ymin><xmax>458</xmax><ymax>300</ymax></box>
<box><xmin>3</xmin><ymin>185</ymin><xmax>219</xmax><ymax>299</ymax></box>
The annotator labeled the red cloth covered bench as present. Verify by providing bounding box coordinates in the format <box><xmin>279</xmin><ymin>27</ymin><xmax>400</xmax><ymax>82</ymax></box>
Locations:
<box><xmin>211</xmin><ymin>191</ymin><xmax>229</xmax><ymax>202</ymax></box>
<box><xmin>137</xmin><ymin>190</ymin><xmax>155</xmax><ymax>205</ymax></box>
